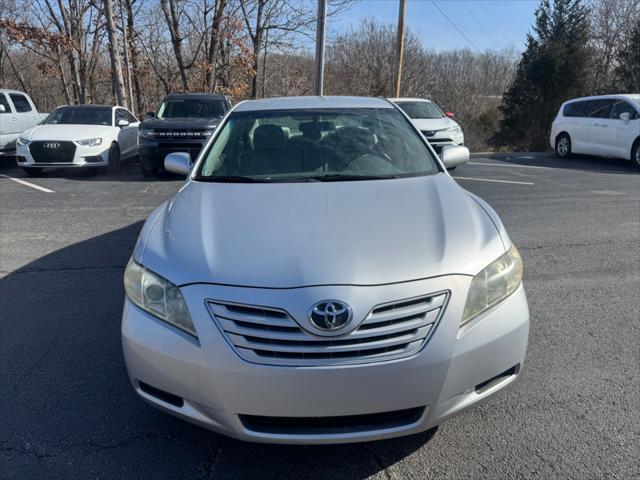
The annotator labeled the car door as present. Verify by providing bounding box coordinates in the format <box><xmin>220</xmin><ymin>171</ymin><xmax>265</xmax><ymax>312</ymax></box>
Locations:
<box><xmin>7</xmin><ymin>93</ymin><xmax>38</xmax><ymax>133</ymax></box>
<box><xmin>606</xmin><ymin>100</ymin><xmax>640</xmax><ymax>160</ymax></box>
<box><xmin>115</xmin><ymin>108</ymin><xmax>138</xmax><ymax>158</ymax></box>
<box><xmin>582</xmin><ymin>99</ymin><xmax>615</xmax><ymax>156</ymax></box>
<box><xmin>0</xmin><ymin>93</ymin><xmax>19</xmax><ymax>148</ymax></box>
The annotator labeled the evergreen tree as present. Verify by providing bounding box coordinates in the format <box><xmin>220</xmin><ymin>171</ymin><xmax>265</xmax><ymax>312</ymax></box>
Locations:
<box><xmin>494</xmin><ymin>0</ymin><xmax>590</xmax><ymax>150</ymax></box>
<box><xmin>616</xmin><ymin>20</ymin><xmax>640</xmax><ymax>92</ymax></box>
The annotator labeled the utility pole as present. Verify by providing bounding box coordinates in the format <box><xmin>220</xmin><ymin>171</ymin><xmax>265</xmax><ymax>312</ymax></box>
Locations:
<box><xmin>394</xmin><ymin>0</ymin><xmax>406</xmax><ymax>97</ymax></box>
<box><xmin>314</xmin><ymin>0</ymin><xmax>327</xmax><ymax>95</ymax></box>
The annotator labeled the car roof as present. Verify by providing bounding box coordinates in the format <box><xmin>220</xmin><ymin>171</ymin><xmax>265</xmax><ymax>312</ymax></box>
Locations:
<box><xmin>233</xmin><ymin>96</ymin><xmax>393</xmax><ymax>112</ymax></box>
<box><xmin>164</xmin><ymin>93</ymin><xmax>227</xmax><ymax>100</ymax></box>
<box><xmin>388</xmin><ymin>98</ymin><xmax>433</xmax><ymax>103</ymax></box>
<box><xmin>564</xmin><ymin>94</ymin><xmax>640</xmax><ymax>103</ymax></box>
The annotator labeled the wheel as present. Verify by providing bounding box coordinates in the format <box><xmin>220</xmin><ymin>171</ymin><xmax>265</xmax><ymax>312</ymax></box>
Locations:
<box><xmin>632</xmin><ymin>140</ymin><xmax>640</xmax><ymax>169</ymax></box>
<box><xmin>107</xmin><ymin>143</ymin><xmax>121</xmax><ymax>173</ymax></box>
<box><xmin>22</xmin><ymin>167</ymin><xmax>44</xmax><ymax>176</ymax></box>
<box><xmin>555</xmin><ymin>133</ymin><xmax>572</xmax><ymax>159</ymax></box>
<box><xmin>140</xmin><ymin>163</ymin><xmax>160</xmax><ymax>177</ymax></box>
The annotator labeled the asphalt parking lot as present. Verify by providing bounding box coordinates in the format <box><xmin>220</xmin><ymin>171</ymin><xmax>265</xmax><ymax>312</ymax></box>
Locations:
<box><xmin>1</xmin><ymin>153</ymin><xmax>639</xmax><ymax>479</ymax></box>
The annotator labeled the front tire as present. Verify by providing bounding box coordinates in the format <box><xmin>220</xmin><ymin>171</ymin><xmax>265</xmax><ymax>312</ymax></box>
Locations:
<box><xmin>631</xmin><ymin>140</ymin><xmax>640</xmax><ymax>169</ymax></box>
<box><xmin>555</xmin><ymin>133</ymin><xmax>572</xmax><ymax>159</ymax></box>
<box><xmin>22</xmin><ymin>167</ymin><xmax>44</xmax><ymax>176</ymax></box>
<box><xmin>107</xmin><ymin>143</ymin><xmax>121</xmax><ymax>173</ymax></box>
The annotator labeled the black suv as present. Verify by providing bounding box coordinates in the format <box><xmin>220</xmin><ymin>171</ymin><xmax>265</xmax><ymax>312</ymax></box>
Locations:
<box><xmin>138</xmin><ymin>93</ymin><xmax>231</xmax><ymax>176</ymax></box>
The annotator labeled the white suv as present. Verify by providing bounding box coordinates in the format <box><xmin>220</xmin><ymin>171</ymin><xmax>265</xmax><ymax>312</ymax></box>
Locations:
<box><xmin>550</xmin><ymin>94</ymin><xmax>640</xmax><ymax>167</ymax></box>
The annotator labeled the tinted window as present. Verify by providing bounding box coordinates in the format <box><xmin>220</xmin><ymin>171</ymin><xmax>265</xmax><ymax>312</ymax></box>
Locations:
<box><xmin>43</xmin><ymin>106</ymin><xmax>112</xmax><ymax>125</ymax></box>
<box><xmin>115</xmin><ymin>109</ymin><xmax>130</xmax><ymax>125</ymax></box>
<box><xmin>0</xmin><ymin>94</ymin><xmax>10</xmax><ymax>114</ymax></box>
<box><xmin>9</xmin><ymin>93</ymin><xmax>32</xmax><ymax>113</ymax></box>
<box><xmin>157</xmin><ymin>98</ymin><xmax>227</xmax><ymax>119</ymax></box>
<box><xmin>563</xmin><ymin>101</ymin><xmax>586</xmax><ymax>117</ymax></box>
<box><xmin>583</xmin><ymin>99</ymin><xmax>615</xmax><ymax>118</ymax></box>
<box><xmin>197</xmin><ymin>108</ymin><xmax>439</xmax><ymax>182</ymax></box>
<box><xmin>394</xmin><ymin>101</ymin><xmax>444</xmax><ymax>119</ymax></box>
<box><xmin>123</xmin><ymin>110</ymin><xmax>138</xmax><ymax>123</ymax></box>
<box><xmin>610</xmin><ymin>100</ymin><xmax>638</xmax><ymax>120</ymax></box>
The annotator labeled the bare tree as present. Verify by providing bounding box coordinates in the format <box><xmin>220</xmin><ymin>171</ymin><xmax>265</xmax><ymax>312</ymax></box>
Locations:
<box><xmin>103</xmin><ymin>0</ymin><xmax>127</xmax><ymax>107</ymax></box>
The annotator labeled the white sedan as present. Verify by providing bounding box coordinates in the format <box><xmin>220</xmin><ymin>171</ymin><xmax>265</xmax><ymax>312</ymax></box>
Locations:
<box><xmin>389</xmin><ymin>98</ymin><xmax>464</xmax><ymax>155</ymax></box>
<box><xmin>16</xmin><ymin>105</ymin><xmax>139</xmax><ymax>175</ymax></box>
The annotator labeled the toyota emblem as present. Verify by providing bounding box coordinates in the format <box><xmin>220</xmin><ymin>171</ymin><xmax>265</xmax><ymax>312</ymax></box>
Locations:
<box><xmin>308</xmin><ymin>300</ymin><xmax>352</xmax><ymax>331</ymax></box>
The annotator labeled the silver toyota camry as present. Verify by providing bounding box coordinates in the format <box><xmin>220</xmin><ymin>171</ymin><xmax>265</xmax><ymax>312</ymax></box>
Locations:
<box><xmin>122</xmin><ymin>96</ymin><xmax>529</xmax><ymax>444</ymax></box>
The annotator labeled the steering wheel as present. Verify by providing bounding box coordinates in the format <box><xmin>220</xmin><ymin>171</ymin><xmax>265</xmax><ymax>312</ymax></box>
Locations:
<box><xmin>343</xmin><ymin>152</ymin><xmax>396</xmax><ymax>172</ymax></box>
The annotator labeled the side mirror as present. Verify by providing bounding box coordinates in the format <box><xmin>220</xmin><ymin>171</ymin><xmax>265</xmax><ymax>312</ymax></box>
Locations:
<box><xmin>164</xmin><ymin>152</ymin><xmax>191</xmax><ymax>176</ymax></box>
<box><xmin>445</xmin><ymin>111</ymin><xmax>455</xmax><ymax>118</ymax></box>
<box><xmin>118</xmin><ymin>119</ymin><xmax>130</xmax><ymax>128</ymax></box>
<box><xmin>441</xmin><ymin>145</ymin><xmax>470</xmax><ymax>170</ymax></box>
<box><xmin>620</xmin><ymin>112</ymin><xmax>631</xmax><ymax>123</ymax></box>
<box><xmin>146</xmin><ymin>112</ymin><xmax>155</xmax><ymax>119</ymax></box>
<box><xmin>0</xmin><ymin>104</ymin><xmax>5</xmax><ymax>113</ymax></box>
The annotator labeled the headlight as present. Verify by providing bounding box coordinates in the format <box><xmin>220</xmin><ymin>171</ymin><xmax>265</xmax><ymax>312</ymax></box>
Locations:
<box><xmin>17</xmin><ymin>137</ymin><xmax>31</xmax><ymax>146</ymax></box>
<box><xmin>77</xmin><ymin>137</ymin><xmax>102</xmax><ymax>147</ymax></box>
<box><xmin>139</xmin><ymin>128</ymin><xmax>154</xmax><ymax>138</ymax></box>
<box><xmin>461</xmin><ymin>244</ymin><xmax>523</xmax><ymax>327</ymax></box>
<box><xmin>444</xmin><ymin>125</ymin><xmax>462</xmax><ymax>135</ymax></box>
<box><xmin>124</xmin><ymin>258</ymin><xmax>197</xmax><ymax>338</ymax></box>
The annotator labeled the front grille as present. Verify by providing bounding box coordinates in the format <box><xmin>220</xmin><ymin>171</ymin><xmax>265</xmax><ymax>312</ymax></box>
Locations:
<box><xmin>239</xmin><ymin>407</ymin><xmax>425</xmax><ymax>435</ymax></box>
<box><xmin>29</xmin><ymin>141</ymin><xmax>76</xmax><ymax>163</ymax></box>
<box><xmin>152</xmin><ymin>129</ymin><xmax>211</xmax><ymax>140</ymax></box>
<box><xmin>207</xmin><ymin>291</ymin><xmax>448</xmax><ymax>367</ymax></box>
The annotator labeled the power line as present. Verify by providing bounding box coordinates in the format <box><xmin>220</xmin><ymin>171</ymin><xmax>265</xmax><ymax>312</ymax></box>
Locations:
<box><xmin>431</xmin><ymin>0</ymin><xmax>481</xmax><ymax>52</ymax></box>
<box><xmin>467</xmin><ymin>6</ymin><xmax>499</xmax><ymax>49</ymax></box>
<box><xmin>481</xmin><ymin>2</ymin><xmax>511</xmax><ymax>44</ymax></box>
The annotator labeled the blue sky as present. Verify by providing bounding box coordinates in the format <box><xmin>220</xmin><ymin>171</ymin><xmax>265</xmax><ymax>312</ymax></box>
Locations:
<box><xmin>329</xmin><ymin>0</ymin><xmax>540</xmax><ymax>52</ymax></box>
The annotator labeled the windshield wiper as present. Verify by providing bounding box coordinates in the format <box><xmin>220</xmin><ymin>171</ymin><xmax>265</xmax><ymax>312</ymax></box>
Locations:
<box><xmin>304</xmin><ymin>174</ymin><xmax>397</xmax><ymax>182</ymax></box>
<box><xmin>194</xmin><ymin>175</ymin><xmax>270</xmax><ymax>183</ymax></box>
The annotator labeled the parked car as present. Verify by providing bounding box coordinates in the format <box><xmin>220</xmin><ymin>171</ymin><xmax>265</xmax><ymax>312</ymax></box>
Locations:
<box><xmin>138</xmin><ymin>93</ymin><xmax>231</xmax><ymax>176</ymax></box>
<box><xmin>122</xmin><ymin>96</ymin><xmax>529</xmax><ymax>445</ymax></box>
<box><xmin>0</xmin><ymin>89</ymin><xmax>47</xmax><ymax>156</ymax></box>
<box><xmin>15</xmin><ymin>105</ymin><xmax>139</xmax><ymax>175</ymax></box>
<box><xmin>550</xmin><ymin>94</ymin><xmax>640</xmax><ymax>167</ymax></box>
<box><xmin>389</xmin><ymin>97</ymin><xmax>464</xmax><ymax>155</ymax></box>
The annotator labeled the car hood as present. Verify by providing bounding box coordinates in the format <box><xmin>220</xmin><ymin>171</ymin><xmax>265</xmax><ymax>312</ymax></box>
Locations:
<box><xmin>139</xmin><ymin>173</ymin><xmax>506</xmax><ymax>288</ymax></box>
<box><xmin>410</xmin><ymin>117</ymin><xmax>458</xmax><ymax>132</ymax></box>
<box><xmin>22</xmin><ymin>124</ymin><xmax>114</xmax><ymax>141</ymax></box>
<box><xmin>141</xmin><ymin>117</ymin><xmax>222</xmax><ymax>129</ymax></box>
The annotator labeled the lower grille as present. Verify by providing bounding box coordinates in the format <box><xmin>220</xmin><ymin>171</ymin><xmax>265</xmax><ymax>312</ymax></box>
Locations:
<box><xmin>207</xmin><ymin>291</ymin><xmax>448</xmax><ymax>367</ymax></box>
<box><xmin>29</xmin><ymin>141</ymin><xmax>76</xmax><ymax>163</ymax></box>
<box><xmin>239</xmin><ymin>407</ymin><xmax>425</xmax><ymax>435</ymax></box>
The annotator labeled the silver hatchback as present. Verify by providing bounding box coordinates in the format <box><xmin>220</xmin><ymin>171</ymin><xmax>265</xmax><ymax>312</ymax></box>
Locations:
<box><xmin>122</xmin><ymin>96</ymin><xmax>529</xmax><ymax>444</ymax></box>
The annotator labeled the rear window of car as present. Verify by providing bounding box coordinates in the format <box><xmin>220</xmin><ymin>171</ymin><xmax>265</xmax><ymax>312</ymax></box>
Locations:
<box><xmin>563</xmin><ymin>101</ymin><xmax>585</xmax><ymax>117</ymax></box>
<box><xmin>9</xmin><ymin>93</ymin><xmax>32</xmax><ymax>113</ymax></box>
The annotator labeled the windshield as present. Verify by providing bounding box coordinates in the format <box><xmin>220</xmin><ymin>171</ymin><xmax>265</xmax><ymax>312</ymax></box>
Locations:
<box><xmin>43</xmin><ymin>106</ymin><xmax>112</xmax><ymax>126</ymax></box>
<box><xmin>157</xmin><ymin>99</ymin><xmax>227</xmax><ymax>119</ymax></box>
<box><xmin>394</xmin><ymin>101</ymin><xmax>443</xmax><ymax>119</ymax></box>
<box><xmin>195</xmin><ymin>108</ymin><xmax>439</xmax><ymax>182</ymax></box>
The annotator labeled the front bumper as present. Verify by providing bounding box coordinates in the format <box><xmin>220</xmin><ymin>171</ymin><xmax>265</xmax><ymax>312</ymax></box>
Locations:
<box><xmin>122</xmin><ymin>275</ymin><xmax>529</xmax><ymax>444</ymax></box>
<box><xmin>16</xmin><ymin>143</ymin><xmax>109</xmax><ymax>167</ymax></box>
<box><xmin>422</xmin><ymin>131</ymin><xmax>465</xmax><ymax>155</ymax></box>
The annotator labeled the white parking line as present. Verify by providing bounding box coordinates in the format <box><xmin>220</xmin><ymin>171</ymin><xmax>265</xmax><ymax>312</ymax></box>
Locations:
<box><xmin>453</xmin><ymin>176</ymin><xmax>534</xmax><ymax>186</ymax></box>
<box><xmin>0</xmin><ymin>174</ymin><xmax>55</xmax><ymax>193</ymax></box>
<box><xmin>469</xmin><ymin>162</ymin><xmax>550</xmax><ymax>170</ymax></box>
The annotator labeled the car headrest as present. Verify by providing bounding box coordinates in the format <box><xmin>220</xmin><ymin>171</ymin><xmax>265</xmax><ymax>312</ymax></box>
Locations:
<box><xmin>336</xmin><ymin>126</ymin><xmax>376</xmax><ymax>148</ymax></box>
<box><xmin>253</xmin><ymin>124</ymin><xmax>287</xmax><ymax>150</ymax></box>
